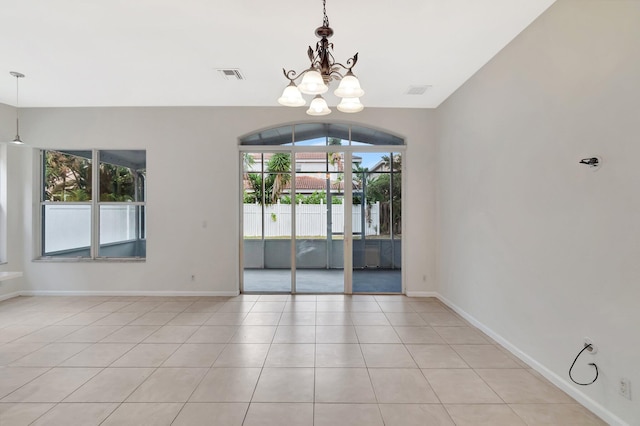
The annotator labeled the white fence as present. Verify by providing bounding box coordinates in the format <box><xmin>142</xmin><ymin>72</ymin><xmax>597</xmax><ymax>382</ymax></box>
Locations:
<box><xmin>44</xmin><ymin>204</ymin><xmax>140</xmax><ymax>253</ymax></box>
<box><xmin>244</xmin><ymin>202</ymin><xmax>380</xmax><ymax>238</ymax></box>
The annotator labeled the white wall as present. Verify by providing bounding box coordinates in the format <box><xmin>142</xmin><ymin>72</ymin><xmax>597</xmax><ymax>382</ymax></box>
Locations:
<box><xmin>14</xmin><ymin>107</ymin><xmax>436</xmax><ymax>295</ymax></box>
<box><xmin>436</xmin><ymin>0</ymin><xmax>640</xmax><ymax>424</ymax></box>
<box><xmin>0</xmin><ymin>103</ymin><xmax>27</xmax><ymax>299</ymax></box>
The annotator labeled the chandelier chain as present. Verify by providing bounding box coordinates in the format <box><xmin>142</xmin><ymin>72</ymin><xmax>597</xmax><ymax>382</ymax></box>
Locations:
<box><xmin>322</xmin><ymin>0</ymin><xmax>329</xmax><ymax>28</ymax></box>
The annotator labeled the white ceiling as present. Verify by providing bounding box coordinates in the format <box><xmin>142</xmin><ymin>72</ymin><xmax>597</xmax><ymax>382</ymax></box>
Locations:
<box><xmin>0</xmin><ymin>0</ymin><xmax>554</xmax><ymax>108</ymax></box>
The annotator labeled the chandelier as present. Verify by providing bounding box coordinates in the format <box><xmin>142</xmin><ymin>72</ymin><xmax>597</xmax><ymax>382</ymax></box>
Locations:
<box><xmin>277</xmin><ymin>0</ymin><xmax>364</xmax><ymax>116</ymax></box>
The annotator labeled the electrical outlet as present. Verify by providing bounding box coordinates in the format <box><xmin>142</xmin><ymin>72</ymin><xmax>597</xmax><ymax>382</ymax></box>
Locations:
<box><xmin>191</xmin><ymin>274</ymin><xmax>196</xmax><ymax>282</ymax></box>
<box><xmin>583</xmin><ymin>337</ymin><xmax>597</xmax><ymax>354</ymax></box>
<box><xmin>619</xmin><ymin>378</ymin><xmax>632</xmax><ymax>400</ymax></box>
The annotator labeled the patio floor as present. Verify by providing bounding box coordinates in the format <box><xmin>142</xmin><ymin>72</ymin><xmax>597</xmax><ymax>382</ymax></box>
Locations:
<box><xmin>242</xmin><ymin>269</ymin><xmax>402</xmax><ymax>293</ymax></box>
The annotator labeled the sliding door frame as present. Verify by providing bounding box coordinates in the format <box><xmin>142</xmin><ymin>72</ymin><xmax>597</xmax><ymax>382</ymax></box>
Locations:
<box><xmin>239</xmin><ymin>140</ymin><xmax>405</xmax><ymax>295</ymax></box>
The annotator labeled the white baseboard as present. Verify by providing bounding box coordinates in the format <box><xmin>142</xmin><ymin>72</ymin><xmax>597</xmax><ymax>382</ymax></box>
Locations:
<box><xmin>0</xmin><ymin>291</ymin><xmax>22</xmax><ymax>302</ymax></box>
<box><xmin>19</xmin><ymin>290</ymin><xmax>240</xmax><ymax>297</ymax></box>
<box><xmin>436</xmin><ymin>293</ymin><xmax>628</xmax><ymax>426</ymax></box>
<box><xmin>405</xmin><ymin>291</ymin><xmax>439</xmax><ymax>298</ymax></box>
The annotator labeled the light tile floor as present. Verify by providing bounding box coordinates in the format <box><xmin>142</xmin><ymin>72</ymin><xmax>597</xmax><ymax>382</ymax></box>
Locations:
<box><xmin>0</xmin><ymin>295</ymin><xmax>606</xmax><ymax>425</ymax></box>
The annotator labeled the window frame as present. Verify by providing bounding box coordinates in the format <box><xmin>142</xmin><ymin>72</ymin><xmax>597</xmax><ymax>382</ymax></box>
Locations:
<box><xmin>38</xmin><ymin>149</ymin><xmax>146</xmax><ymax>262</ymax></box>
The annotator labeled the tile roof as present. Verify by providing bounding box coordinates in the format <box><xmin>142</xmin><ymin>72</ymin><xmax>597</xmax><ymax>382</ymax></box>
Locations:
<box><xmin>244</xmin><ymin>175</ymin><xmax>355</xmax><ymax>191</ymax></box>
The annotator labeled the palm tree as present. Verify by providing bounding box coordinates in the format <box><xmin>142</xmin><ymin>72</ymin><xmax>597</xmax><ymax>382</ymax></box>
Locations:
<box><xmin>245</xmin><ymin>173</ymin><xmax>266</xmax><ymax>204</ymax></box>
<box><xmin>267</xmin><ymin>153</ymin><xmax>291</xmax><ymax>203</ymax></box>
<box><xmin>352</xmin><ymin>163</ymin><xmax>374</xmax><ymax>202</ymax></box>
<box><xmin>99</xmin><ymin>164</ymin><xmax>135</xmax><ymax>201</ymax></box>
<box><xmin>45</xmin><ymin>151</ymin><xmax>91</xmax><ymax>201</ymax></box>
<box><xmin>327</xmin><ymin>137</ymin><xmax>343</xmax><ymax>171</ymax></box>
<box><xmin>242</xmin><ymin>153</ymin><xmax>258</xmax><ymax>202</ymax></box>
<box><xmin>242</xmin><ymin>153</ymin><xmax>255</xmax><ymax>172</ymax></box>
<box><xmin>352</xmin><ymin>164</ymin><xmax>369</xmax><ymax>189</ymax></box>
<box><xmin>368</xmin><ymin>154</ymin><xmax>402</xmax><ymax>235</ymax></box>
<box><xmin>381</xmin><ymin>154</ymin><xmax>401</xmax><ymax>171</ymax></box>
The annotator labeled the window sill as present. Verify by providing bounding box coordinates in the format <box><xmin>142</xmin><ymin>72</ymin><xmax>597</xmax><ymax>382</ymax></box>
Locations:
<box><xmin>33</xmin><ymin>258</ymin><xmax>146</xmax><ymax>263</ymax></box>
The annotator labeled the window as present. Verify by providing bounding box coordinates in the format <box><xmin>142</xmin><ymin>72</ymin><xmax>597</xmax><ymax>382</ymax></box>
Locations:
<box><xmin>41</xmin><ymin>149</ymin><xmax>146</xmax><ymax>259</ymax></box>
<box><xmin>239</xmin><ymin>123</ymin><xmax>404</xmax><ymax>146</ymax></box>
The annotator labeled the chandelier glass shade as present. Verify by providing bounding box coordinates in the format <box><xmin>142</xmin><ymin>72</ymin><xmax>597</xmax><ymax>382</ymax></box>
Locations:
<box><xmin>278</xmin><ymin>0</ymin><xmax>363</xmax><ymax>115</ymax></box>
<box><xmin>307</xmin><ymin>95</ymin><xmax>331</xmax><ymax>116</ymax></box>
<box><xmin>277</xmin><ymin>82</ymin><xmax>306</xmax><ymax>107</ymax></box>
<box><xmin>334</xmin><ymin>71</ymin><xmax>364</xmax><ymax>98</ymax></box>
<box><xmin>337</xmin><ymin>97</ymin><xmax>364</xmax><ymax>113</ymax></box>
<box><xmin>298</xmin><ymin>70</ymin><xmax>328</xmax><ymax>95</ymax></box>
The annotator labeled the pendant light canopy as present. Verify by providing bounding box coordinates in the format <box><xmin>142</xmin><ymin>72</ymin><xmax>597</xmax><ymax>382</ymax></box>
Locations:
<box><xmin>278</xmin><ymin>0</ymin><xmax>364</xmax><ymax>115</ymax></box>
<box><xmin>9</xmin><ymin>71</ymin><xmax>25</xmax><ymax>145</ymax></box>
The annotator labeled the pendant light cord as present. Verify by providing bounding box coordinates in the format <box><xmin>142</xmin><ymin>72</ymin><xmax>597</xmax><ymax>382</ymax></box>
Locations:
<box><xmin>10</xmin><ymin>71</ymin><xmax>25</xmax><ymax>142</ymax></box>
<box><xmin>15</xmin><ymin>74</ymin><xmax>19</xmax><ymax>110</ymax></box>
<box><xmin>15</xmin><ymin>74</ymin><xmax>20</xmax><ymax>134</ymax></box>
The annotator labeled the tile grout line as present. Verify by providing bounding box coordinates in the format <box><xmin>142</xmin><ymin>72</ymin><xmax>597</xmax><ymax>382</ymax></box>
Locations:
<box><xmin>1</xmin><ymin>294</ymin><xmax>605</xmax><ymax>425</ymax></box>
<box><xmin>368</xmin><ymin>298</ymin><xmax>387</xmax><ymax>424</ymax></box>
<box><xmin>239</xmin><ymin>296</ymin><xmax>283</xmax><ymax>425</ymax></box>
<box><xmin>171</xmin><ymin>299</ymin><xmax>243</xmax><ymax>424</ymax></box>
<box><xmin>96</xmin><ymin>301</ymin><xmax>195</xmax><ymax>425</ymax></box>
<box><xmin>313</xmin><ymin>302</ymin><xmax>317</xmax><ymax>426</ymax></box>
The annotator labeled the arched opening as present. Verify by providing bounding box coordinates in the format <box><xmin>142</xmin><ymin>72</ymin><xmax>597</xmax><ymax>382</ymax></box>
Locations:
<box><xmin>239</xmin><ymin>123</ymin><xmax>404</xmax><ymax>294</ymax></box>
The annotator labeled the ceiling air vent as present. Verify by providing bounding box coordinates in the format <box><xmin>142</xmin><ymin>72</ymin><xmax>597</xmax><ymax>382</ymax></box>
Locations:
<box><xmin>405</xmin><ymin>85</ymin><xmax>431</xmax><ymax>95</ymax></box>
<box><xmin>217</xmin><ymin>69</ymin><xmax>245</xmax><ymax>80</ymax></box>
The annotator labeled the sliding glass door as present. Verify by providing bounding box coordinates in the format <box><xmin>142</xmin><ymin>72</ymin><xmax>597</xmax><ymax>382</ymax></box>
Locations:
<box><xmin>242</xmin><ymin>152</ymin><xmax>292</xmax><ymax>293</ymax></box>
<box><xmin>240</xmin><ymin>123</ymin><xmax>404</xmax><ymax>294</ymax></box>
<box><xmin>295</xmin><ymin>152</ymin><xmax>345</xmax><ymax>293</ymax></box>
<box><xmin>352</xmin><ymin>152</ymin><xmax>402</xmax><ymax>293</ymax></box>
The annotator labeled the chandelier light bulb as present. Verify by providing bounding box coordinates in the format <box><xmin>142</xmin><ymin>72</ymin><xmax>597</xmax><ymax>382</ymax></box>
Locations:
<box><xmin>298</xmin><ymin>70</ymin><xmax>328</xmax><ymax>95</ymax></box>
<box><xmin>278</xmin><ymin>83</ymin><xmax>306</xmax><ymax>107</ymax></box>
<box><xmin>334</xmin><ymin>73</ymin><xmax>364</xmax><ymax>98</ymax></box>
<box><xmin>306</xmin><ymin>95</ymin><xmax>331</xmax><ymax>116</ymax></box>
<box><xmin>337</xmin><ymin>97</ymin><xmax>364</xmax><ymax>113</ymax></box>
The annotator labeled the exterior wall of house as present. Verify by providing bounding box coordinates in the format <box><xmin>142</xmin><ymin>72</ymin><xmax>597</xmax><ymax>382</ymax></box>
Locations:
<box><xmin>246</xmin><ymin>154</ymin><xmax>342</xmax><ymax>174</ymax></box>
<box><xmin>244</xmin><ymin>153</ymin><xmax>344</xmax><ymax>196</ymax></box>
<box><xmin>436</xmin><ymin>1</ymin><xmax>640</xmax><ymax>424</ymax></box>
